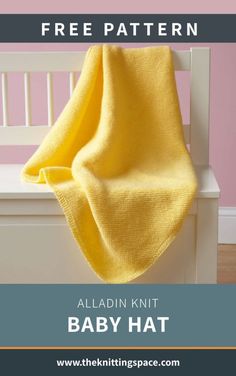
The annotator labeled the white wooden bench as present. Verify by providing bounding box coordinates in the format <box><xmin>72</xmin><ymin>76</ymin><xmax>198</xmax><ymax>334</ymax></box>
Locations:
<box><xmin>0</xmin><ymin>48</ymin><xmax>220</xmax><ymax>283</ymax></box>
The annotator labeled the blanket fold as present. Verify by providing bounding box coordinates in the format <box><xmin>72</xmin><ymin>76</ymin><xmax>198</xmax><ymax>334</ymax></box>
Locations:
<box><xmin>22</xmin><ymin>45</ymin><xmax>197</xmax><ymax>283</ymax></box>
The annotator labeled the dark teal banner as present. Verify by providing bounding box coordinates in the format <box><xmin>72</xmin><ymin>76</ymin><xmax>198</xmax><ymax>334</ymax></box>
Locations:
<box><xmin>0</xmin><ymin>285</ymin><xmax>235</xmax><ymax>347</ymax></box>
<box><xmin>0</xmin><ymin>14</ymin><xmax>236</xmax><ymax>42</ymax></box>
<box><xmin>0</xmin><ymin>349</ymin><xmax>235</xmax><ymax>375</ymax></box>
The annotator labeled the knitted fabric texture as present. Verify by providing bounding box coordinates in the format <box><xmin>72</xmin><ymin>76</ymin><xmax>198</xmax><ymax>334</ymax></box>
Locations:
<box><xmin>22</xmin><ymin>45</ymin><xmax>197</xmax><ymax>283</ymax></box>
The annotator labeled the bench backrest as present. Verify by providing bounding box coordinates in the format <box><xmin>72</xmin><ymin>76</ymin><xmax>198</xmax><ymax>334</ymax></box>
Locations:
<box><xmin>0</xmin><ymin>48</ymin><xmax>210</xmax><ymax>165</ymax></box>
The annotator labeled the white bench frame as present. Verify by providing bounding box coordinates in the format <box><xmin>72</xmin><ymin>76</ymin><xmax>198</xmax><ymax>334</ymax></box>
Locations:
<box><xmin>0</xmin><ymin>48</ymin><xmax>220</xmax><ymax>283</ymax></box>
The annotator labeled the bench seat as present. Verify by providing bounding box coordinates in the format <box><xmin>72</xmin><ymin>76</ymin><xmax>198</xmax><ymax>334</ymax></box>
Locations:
<box><xmin>0</xmin><ymin>163</ymin><xmax>219</xmax><ymax>284</ymax></box>
<box><xmin>0</xmin><ymin>164</ymin><xmax>220</xmax><ymax>200</ymax></box>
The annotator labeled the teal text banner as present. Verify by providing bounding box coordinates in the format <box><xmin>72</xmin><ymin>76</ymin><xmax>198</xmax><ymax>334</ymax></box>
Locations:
<box><xmin>0</xmin><ymin>285</ymin><xmax>235</xmax><ymax>347</ymax></box>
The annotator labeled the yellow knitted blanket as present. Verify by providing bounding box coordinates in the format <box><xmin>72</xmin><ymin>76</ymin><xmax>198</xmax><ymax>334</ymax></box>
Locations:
<box><xmin>22</xmin><ymin>45</ymin><xmax>197</xmax><ymax>283</ymax></box>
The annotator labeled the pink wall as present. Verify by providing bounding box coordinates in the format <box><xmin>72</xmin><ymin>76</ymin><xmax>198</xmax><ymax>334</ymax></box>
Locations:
<box><xmin>0</xmin><ymin>0</ymin><xmax>236</xmax><ymax>14</ymax></box>
<box><xmin>0</xmin><ymin>1</ymin><xmax>235</xmax><ymax>207</ymax></box>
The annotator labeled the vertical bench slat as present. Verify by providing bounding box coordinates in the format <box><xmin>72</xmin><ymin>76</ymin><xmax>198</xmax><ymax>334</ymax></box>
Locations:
<box><xmin>47</xmin><ymin>72</ymin><xmax>54</xmax><ymax>126</ymax></box>
<box><xmin>69</xmin><ymin>72</ymin><xmax>76</xmax><ymax>96</ymax></box>
<box><xmin>190</xmin><ymin>48</ymin><xmax>210</xmax><ymax>165</ymax></box>
<box><xmin>1</xmin><ymin>72</ymin><xmax>9</xmax><ymax>126</ymax></box>
<box><xmin>24</xmin><ymin>72</ymin><xmax>32</xmax><ymax>126</ymax></box>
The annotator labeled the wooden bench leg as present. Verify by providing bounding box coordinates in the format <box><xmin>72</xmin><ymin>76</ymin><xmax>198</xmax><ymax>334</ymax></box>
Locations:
<box><xmin>195</xmin><ymin>198</ymin><xmax>218</xmax><ymax>283</ymax></box>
